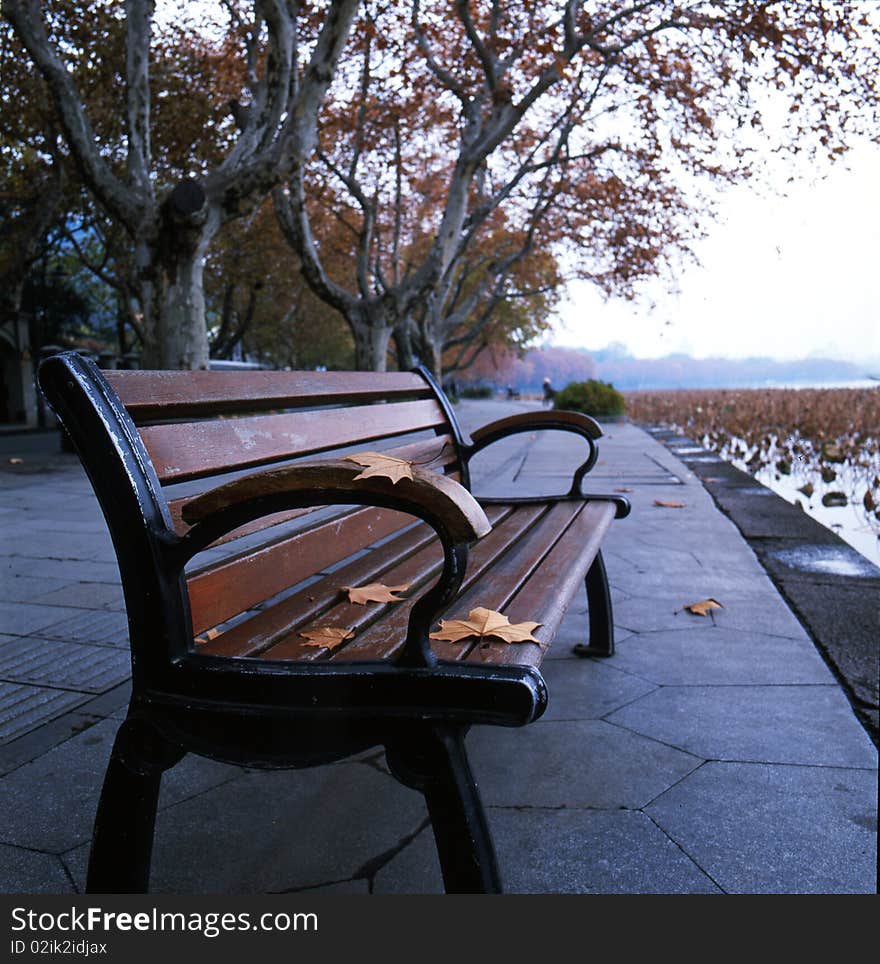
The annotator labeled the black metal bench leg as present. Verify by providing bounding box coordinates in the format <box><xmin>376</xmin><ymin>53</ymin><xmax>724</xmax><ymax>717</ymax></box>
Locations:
<box><xmin>386</xmin><ymin>724</ymin><xmax>502</xmax><ymax>894</ymax></box>
<box><xmin>86</xmin><ymin>718</ymin><xmax>184</xmax><ymax>894</ymax></box>
<box><xmin>572</xmin><ymin>549</ymin><xmax>615</xmax><ymax>658</ymax></box>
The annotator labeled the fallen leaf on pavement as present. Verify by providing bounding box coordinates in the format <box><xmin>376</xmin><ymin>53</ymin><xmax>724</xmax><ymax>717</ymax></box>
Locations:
<box><xmin>683</xmin><ymin>598</ymin><xmax>724</xmax><ymax>617</ymax></box>
<box><xmin>654</xmin><ymin>499</ymin><xmax>685</xmax><ymax>508</ymax></box>
<box><xmin>300</xmin><ymin>627</ymin><xmax>355</xmax><ymax>649</ymax></box>
<box><xmin>343</xmin><ymin>582</ymin><xmax>411</xmax><ymax>605</ymax></box>
<box><xmin>344</xmin><ymin>452</ymin><xmax>414</xmax><ymax>484</ymax></box>
<box><xmin>429</xmin><ymin>606</ymin><xmax>541</xmax><ymax>645</ymax></box>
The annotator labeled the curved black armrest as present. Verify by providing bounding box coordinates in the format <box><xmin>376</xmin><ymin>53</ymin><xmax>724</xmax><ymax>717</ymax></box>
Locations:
<box><xmin>464</xmin><ymin>410</ymin><xmax>603</xmax><ymax>498</ymax></box>
<box><xmin>175</xmin><ymin>459</ymin><xmax>491</xmax><ymax>669</ymax></box>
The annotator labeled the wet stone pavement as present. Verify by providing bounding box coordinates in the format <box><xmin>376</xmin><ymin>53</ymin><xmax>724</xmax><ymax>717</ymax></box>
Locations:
<box><xmin>0</xmin><ymin>401</ymin><xmax>876</xmax><ymax>894</ymax></box>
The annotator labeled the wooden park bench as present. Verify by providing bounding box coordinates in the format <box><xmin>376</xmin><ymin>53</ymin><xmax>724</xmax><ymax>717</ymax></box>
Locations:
<box><xmin>39</xmin><ymin>351</ymin><xmax>629</xmax><ymax>894</ymax></box>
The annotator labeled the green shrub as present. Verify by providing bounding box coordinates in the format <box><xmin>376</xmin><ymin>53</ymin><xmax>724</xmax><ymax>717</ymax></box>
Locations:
<box><xmin>554</xmin><ymin>379</ymin><xmax>625</xmax><ymax>417</ymax></box>
<box><xmin>459</xmin><ymin>384</ymin><xmax>494</xmax><ymax>399</ymax></box>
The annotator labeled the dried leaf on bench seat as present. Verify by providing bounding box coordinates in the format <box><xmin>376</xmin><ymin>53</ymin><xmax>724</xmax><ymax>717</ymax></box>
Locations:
<box><xmin>682</xmin><ymin>598</ymin><xmax>724</xmax><ymax>617</ymax></box>
<box><xmin>300</xmin><ymin>627</ymin><xmax>355</xmax><ymax>649</ymax></box>
<box><xmin>344</xmin><ymin>451</ymin><xmax>414</xmax><ymax>484</ymax></box>
<box><xmin>343</xmin><ymin>582</ymin><xmax>411</xmax><ymax>605</ymax></box>
<box><xmin>194</xmin><ymin>628</ymin><xmax>221</xmax><ymax>645</ymax></box>
<box><xmin>429</xmin><ymin>607</ymin><xmax>542</xmax><ymax>645</ymax></box>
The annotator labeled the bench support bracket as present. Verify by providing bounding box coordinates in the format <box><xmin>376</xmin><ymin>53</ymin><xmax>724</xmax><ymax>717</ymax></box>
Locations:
<box><xmin>573</xmin><ymin>549</ymin><xmax>615</xmax><ymax>658</ymax></box>
<box><xmin>386</xmin><ymin>725</ymin><xmax>501</xmax><ymax>894</ymax></box>
<box><xmin>86</xmin><ymin>718</ymin><xmax>184</xmax><ymax>894</ymax></box>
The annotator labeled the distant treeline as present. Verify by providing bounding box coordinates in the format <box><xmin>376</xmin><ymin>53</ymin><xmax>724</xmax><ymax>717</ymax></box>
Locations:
<box><xmin>460</xmin><ymin>344</ymin><xmax>871</xmax><ymax>391</ymax></box>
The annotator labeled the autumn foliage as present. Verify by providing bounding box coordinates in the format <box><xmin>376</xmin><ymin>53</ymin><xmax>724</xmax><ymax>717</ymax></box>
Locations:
<box><xmin>3</xmin><ymin>2</ymin><xmax>880</xmax><ymax>372</ymax></box>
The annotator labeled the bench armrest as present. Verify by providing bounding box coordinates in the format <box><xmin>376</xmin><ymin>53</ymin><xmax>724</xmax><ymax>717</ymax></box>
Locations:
<box><xmin>177</xmin><ymin>459</ymin><xmax>491</xmax><ymax>670</ymax></box>
<box><xmin>465</xmin><ymin>410</ymin><xmax>602</xmax><ymax>497</ymax></box>
<box><xmin>180</xmin><ymin>458</ymin><xmax>490</xmax><ymax>540</ymax></box>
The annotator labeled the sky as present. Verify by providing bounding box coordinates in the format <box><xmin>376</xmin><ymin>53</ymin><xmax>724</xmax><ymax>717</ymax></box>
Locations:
<box><xmin>553</xmin><ymin>140</ymin><xmax>880</xmax><ymax>368</ymax></box>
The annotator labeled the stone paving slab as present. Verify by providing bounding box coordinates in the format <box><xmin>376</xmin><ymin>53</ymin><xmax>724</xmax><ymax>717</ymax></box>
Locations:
<box><xmin>0</xmin><ymin>601</ymin><xmax>86</xmax><ymax>637</ymax></box>
<box><xmin>609</xmin><ymin>628</ymin><xmax>835</xmax><ymax>686</ymax></box>
<box><xmin>30</xmin><ymin>583</ymin><xmax>126</xmax><ymax>611</ymax></box>
<box><xmin>5</xmin><ymin>558</ymin><xmax>123</xmax><ymax>585</ymax></box>
<box><xmin>63</xmin><ymin>762</ymin><xmax>429</xmax><ymax>894</ymax></box>
<box><xmin>646</xmin><ymin>761</ymin><xmax>878</xmax><ymax>894</ymax></box>
<box><xmin>466</xmin><ymin>719</ymin><xmax>702</xmax><ymax>810</ymax></box>
<box><xmin>536</xmin><ymin>656</ymin><xmax>657</xmax><ymax>721</ymax></box>
<box><xmin>0</xmin><ymin>636</ymin><xmax>130</xmax><ymax>692</ymax></box>
<box><xmin>0</xmin><ymin>844</ymin><xmax>73</xmax><ymax>894</ymax></box>
<box><xmin>0</xmin><ymin>719</ymin><xmax>242</xmax><ymax>854</ymax></box>
<box><xmin>607</xmin><ymin>684</ymin><xmax>877</xmax><ymax>767</ymax></box>
<box><xmin>374</xmin><ymin>810</ymin><xmax>723</xmax><ymax>894</ymax></box>
<box><xmin>611</xmin><ymin>591</ymin><xmax>810</xmax><ymax>639</ymax></box>
<box><xmin>0</xmin><ymin>574</ymin><xmax>71</xmax><ymax>604</ymax></box>
<box><xmin>0</xmin><ymin>682</ymin><xmax>90</xmax><ymax>744</ymax></box>
<box><xmin>34</xmin><ymin>611</ymin><xmax>130</xmax><ymax>648</ymax></box>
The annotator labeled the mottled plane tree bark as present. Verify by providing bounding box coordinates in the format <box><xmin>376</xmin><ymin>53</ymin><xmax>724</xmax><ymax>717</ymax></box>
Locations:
<box><xmin>3</xmin><ymin>0</ymin><xmax>361</xmax><ymax>368</ymax></box>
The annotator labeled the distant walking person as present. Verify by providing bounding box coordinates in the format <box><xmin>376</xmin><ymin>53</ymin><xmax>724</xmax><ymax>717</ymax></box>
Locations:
<box><xmin>542</xmin><ymin>378</ymin><xmax>556</xmax><ymax>407</ymax></box>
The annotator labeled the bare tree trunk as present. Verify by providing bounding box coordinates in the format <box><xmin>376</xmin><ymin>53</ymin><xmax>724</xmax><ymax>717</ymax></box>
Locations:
<box><xmin>414</xmin><ymin>322</ymin><xmax>445</xmax><ymax>379</ymax></box>
<box><xmin>6</xmin><ymin>0</ymin><xmax>362</xmax><ymax>370</ymax></box>
<box><xmin>156</xmin><ymin>248</ymin><xmax>210</xmax><ymax>369</ymax></box>
<box><xmin>352</xmin><ymin>322</ymin><xmax>391</xmax><ymax>372</ymax></box>
<box><xmin>393</xmin><ymin>319</ymin><xmax>418</xmax><ymax>371</ymax></box>
<box><xmin>133</xmin><ymin>194</ymin><xmax>215</xmax><ymax>371</ymax></box>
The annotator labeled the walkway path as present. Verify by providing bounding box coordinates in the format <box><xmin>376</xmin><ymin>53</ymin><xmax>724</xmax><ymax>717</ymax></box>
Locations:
<box><xmin>0</xmin><ymin>401</ymin><xmax>876</xmax><ymax>893</ymax></box>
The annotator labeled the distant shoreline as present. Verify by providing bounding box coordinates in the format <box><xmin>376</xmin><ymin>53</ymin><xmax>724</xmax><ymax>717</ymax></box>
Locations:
<box><xmin>623</xmin><ymin>379</ymin><xmax>880</xmax><ymax>391</ymax></box>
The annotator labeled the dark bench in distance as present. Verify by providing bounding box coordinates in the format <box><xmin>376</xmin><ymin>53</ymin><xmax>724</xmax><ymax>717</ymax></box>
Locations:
<box><xmin>39</xmin><ymin>351</ymin><xmax>629</xmax><ymax>894</ymax></box>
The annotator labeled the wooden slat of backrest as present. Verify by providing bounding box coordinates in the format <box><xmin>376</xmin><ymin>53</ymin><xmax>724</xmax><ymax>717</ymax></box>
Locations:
<box><xmin>141</xmin><ymin>398</ymin><xmax>448</xmax><ymax>483</ymax></box>
<box><xmin>465</xmin><ymin>501</ymin><xmax>617</xmax><ymax>670</ymax></box>
<box><xmin>379</xmin><ymin>434</ymin><xmax>458</xmax><ymax>473</ymax></box>
<box><xmin>105</xmin><ymin>369</ymin><xmax>431</xmax><ymax>423</ymax></box>
<box><xmin>170</xmin><ymin>501</ymin><xmax>318</xmax><ymax>540</ymax></box>
<box><xmin>167</xmin><ymin>434</ymin><xmax>458</xmax><ymax>540</ymax></box>
<box><xmin>187</xmin><ymin>506</ymin><xmax>413</xmax><ymax>635</ymax></box>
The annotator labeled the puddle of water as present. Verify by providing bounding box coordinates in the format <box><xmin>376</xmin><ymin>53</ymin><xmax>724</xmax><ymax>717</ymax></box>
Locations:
<box><xmin>771</xmin><ymin>545</ymin><xmax>880</xmax><ymax>578</ymax></box>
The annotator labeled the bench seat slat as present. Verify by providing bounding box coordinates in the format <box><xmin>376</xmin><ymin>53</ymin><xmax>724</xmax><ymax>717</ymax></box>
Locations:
<box><xmin>317</xmin><ymin>503</ymin><xmax>550</xmax><ymax>662</ymax></box>
<box><xmin>187</xmin><ymin>506</ymin><xmax>414</xmax><ymax>635</ymax></box>
<box><xmin>195</xmin><ymin>519</ymin><xmax>434</xmax><ymax>657</ymax></box>
<box><xmin>142</xmin><ymin>398</ymin><xmax>448</xmax><ymax>483</ymax></box>
<box><xmin>427</xmin><ymin>501</ymin><xmax>583</xmax><ymax>662</ymax></box>
<box><xmin>196</xmin><ymin>506</ymin><xmax>513</xmax><ymax>659</ymax></box>
<box><xmin>466</xmin><ymin>500</ymin><xmax>618</xmax><ymax>669</ymax></box>
<box><xmin>105</xmin><ymin>369</ymin><xmax>431</xmax><ymax>422</ymax></box>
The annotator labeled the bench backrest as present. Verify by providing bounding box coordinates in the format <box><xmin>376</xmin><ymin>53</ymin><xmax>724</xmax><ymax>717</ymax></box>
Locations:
<box><xmin>38</xmin><ymin>353</ymin><xmax>469</xmax><ymax>683</ymax></box>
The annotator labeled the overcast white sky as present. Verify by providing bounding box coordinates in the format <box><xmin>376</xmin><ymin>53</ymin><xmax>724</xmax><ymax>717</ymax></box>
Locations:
<box><xmin>554</xmin><ymin>139</ymin><xmax>880</xmax><ymax>368</ymax></box>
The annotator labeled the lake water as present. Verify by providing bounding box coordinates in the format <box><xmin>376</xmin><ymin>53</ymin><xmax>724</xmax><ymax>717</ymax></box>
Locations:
<box><xmin>703</xmin><ymin>436</ymin><xmax>880</xmax><ymax>570</ymax></box>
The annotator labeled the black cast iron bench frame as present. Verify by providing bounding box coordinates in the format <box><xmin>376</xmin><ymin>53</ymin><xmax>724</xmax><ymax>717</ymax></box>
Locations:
<box><xmin>39</xmin><ymin>351</ymin><xmax>629</xmax><ymax>894</ymax></box>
